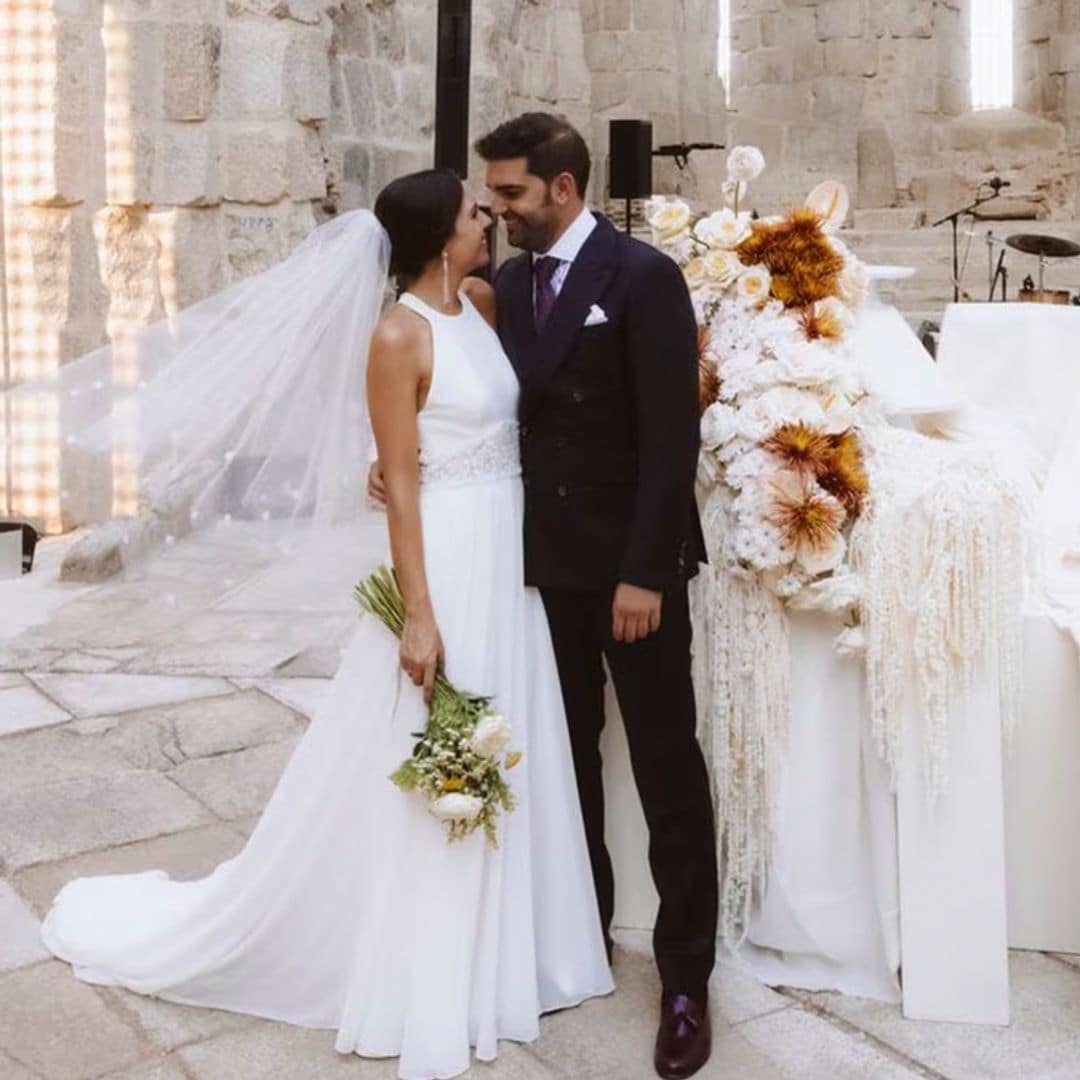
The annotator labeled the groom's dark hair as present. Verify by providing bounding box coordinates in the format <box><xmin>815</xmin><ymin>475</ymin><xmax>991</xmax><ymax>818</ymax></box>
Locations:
<box><xmin>475</xmin><ymin>113</ymin><xmax>591</xmax><ymax>197</ymax></box>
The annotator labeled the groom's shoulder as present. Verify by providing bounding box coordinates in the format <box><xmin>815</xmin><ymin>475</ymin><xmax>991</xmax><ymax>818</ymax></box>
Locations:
<box><xmin>493</xmin><ymin>251</ymin><xmax>529</xmax><ymax>287</ymax></box>
<box><xmin>614</xmin><ymin>229</ymin><xmax>683</xmax><ymax>283</ymax></box>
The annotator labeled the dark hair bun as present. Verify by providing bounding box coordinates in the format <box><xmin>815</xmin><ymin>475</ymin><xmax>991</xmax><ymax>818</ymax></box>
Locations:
<box><xmin>373</xmin><ymin>169</ymin><xmax>463</xmax><ymax>286</ymax></box>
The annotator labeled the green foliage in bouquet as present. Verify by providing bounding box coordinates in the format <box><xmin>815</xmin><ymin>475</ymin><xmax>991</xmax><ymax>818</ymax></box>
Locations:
<box><xmin>355</xmin><ymin>566</ymin><xmax>520</xmax><ymax>847</ymax></box>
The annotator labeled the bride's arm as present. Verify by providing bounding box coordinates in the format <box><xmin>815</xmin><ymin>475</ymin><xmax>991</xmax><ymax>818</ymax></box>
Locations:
<box><xmin>367</xmin><ymin>313</ymin><xmax>443</xmax><ymax>701</ymax></box>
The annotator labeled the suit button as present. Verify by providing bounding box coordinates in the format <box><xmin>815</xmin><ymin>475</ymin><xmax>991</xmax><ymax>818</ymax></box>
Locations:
<box><xmin>557</xmin><ymin>484</ymin><xmax>568</xmax><ymax>497</ymax></box>
<box><xmin>571</xmin><ymin>390</ymin><xmax>584</xmax><ymax>403</ymax></box>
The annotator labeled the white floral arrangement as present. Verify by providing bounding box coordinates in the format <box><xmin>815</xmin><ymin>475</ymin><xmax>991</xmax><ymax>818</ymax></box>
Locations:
<box><xmin>646</xmin><ymin>148</ymin><xmax>873</xmax><ymax>609</ymax></box>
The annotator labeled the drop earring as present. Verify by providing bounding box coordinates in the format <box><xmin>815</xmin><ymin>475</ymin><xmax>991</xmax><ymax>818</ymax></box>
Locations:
<box><xmin>441</xmin><ymin>251</ymin><xmax>451</xmax><ymax>308</ymax></box>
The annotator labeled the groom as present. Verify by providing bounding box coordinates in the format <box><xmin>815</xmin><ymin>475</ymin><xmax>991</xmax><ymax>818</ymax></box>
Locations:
<box><xmin>476</xmin><ymin>113</ymin><xmax>718</xmax><ymax>1079</ymax></box>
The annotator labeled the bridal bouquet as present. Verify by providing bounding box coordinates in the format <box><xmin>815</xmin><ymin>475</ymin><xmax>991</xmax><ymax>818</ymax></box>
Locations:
<box><xmin>646</xmin><ymin>149</ymin><xmax>873</xmax><ymax>609</ymax></box>
<box><xmin>355</xmin><ymin>566</ymin><xmax>520</xmax><ymax>846</ymax></box>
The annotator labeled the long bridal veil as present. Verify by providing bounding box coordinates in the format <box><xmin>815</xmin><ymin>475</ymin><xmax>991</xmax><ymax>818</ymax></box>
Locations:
<box><xmin>3</xmin><ymin>209</ymin><xmax>393</xmax><ymax>609</ymax></box>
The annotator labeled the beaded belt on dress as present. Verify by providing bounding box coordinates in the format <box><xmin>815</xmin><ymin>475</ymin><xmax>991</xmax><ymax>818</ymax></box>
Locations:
<box><xmin>420</xmin><ymin>420</ymin><xmax>521</xmax><ymax>489</ymax></box>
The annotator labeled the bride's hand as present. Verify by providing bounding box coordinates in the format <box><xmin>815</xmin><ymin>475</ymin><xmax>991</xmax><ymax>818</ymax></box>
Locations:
<box><xmin>401</xmin><ymin>608</ymin><xmax>443</xmax><ymax>703</ymax></box>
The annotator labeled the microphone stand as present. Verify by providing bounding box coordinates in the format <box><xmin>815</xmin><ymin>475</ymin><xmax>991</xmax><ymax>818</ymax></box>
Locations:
<box><xmin>931</xmin><ymin>187</ymin><xmax>1003</xmax><ymax>303</ymax></box>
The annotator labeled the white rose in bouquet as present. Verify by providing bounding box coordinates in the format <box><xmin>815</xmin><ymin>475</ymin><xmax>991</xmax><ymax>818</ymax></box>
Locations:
<box><xmin>645</xmin><ymin>197</ymin><xmax>692</xmax><ymax>241</ymax></box>
<box><xmin>727</xmin><ymin>145</ymin><xmax>766</xmax><ymax>184</ymax></box>
<box><xmin>834</xmin><ymin>624</ymin><xmax>867</xmax><ymax>658</ymax></box>
<box><xmin>470</xmin><ymin>713</ymin><xmax>511</xmax><ymax>759</ymax></box>
<box><xmin>430</xmin><ymin>793</ymin><xmax>484</xmax><ymax>824</ymax></box>
<box><xmin>694</xmin><ymin>209</ymin><xmax>752</xmax><ymax>250</ymax></box>
<box><xmin>701</xmin><ymin>402</ymin><xmax>737</xmax><ymax>450</ymax></box>
<box><xmin>736</xmin><ymin>266</ymin><xmax>772</xmax><ymax>304</ymax></box>
<box><xmin>788</xmin><ymin>570</ymin><xmax>863</xmax><ymax>613</ymax></box>
<box><xmin>837</xmin><ymin>256</ymin><xmax>870</xmax><ymax>309</ymax></box>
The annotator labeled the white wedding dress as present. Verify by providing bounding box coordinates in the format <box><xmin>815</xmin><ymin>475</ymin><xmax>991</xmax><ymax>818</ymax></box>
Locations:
<box><xmin>41</xmin><ymin>290</ymin><xmax>614</xmax><ymax>1079</ymax></box>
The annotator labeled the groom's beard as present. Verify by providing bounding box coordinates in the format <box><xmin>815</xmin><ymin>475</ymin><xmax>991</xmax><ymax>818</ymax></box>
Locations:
<box><xmin>502</xmin><ymin>198</ymin><xmax>558</xmax><ymax>254</ymax></box>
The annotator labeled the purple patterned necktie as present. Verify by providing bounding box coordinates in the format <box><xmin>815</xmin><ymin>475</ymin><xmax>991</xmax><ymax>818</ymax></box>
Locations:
<box><xmin>533</xmin><ymin>256</ymin><xmax>562</xmax><ymax>333</ymax></box>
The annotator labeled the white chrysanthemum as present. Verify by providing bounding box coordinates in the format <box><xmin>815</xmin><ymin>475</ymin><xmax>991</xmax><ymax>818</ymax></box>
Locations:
<box><xmin>736</xmin><ymin>266</ymin><xmax>772</xmax><ymax>304</ymax></box>
<box><xmin>701</xmin><ymin>402</ymin><xmax>737</xmax><ymax>450</ymax></box>
<box><xmin>430</xmin><ymin>793</ymin><xmax>484</xmax><ymax>823</ymax></box>
<box><xmin>837</xmin><ymin>256</ymin><xmax>870</xmax><ymax>309</ymax></box>
<box><xmin>470</xmin><ymin>713</ymin><xmax>511</xmax><ymax>759</ymax></box>
<box><xmin>727</xmin><ymin>145</ymin><xmax>766</xmax><ymax>184</ymax></box>
<box><xmin>645</xmin><ymin>197</ymin><xmax>692</xmax><ymax>241</ymax></box>
<box><xmin>694</xmin><ymin>209</ymin><xmax>752</xmax><ymax>250</ymax></box>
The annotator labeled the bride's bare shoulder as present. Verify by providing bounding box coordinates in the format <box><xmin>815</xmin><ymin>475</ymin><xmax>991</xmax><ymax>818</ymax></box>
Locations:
<box><xmin>462</xmin><ymin>276</ymin><xmax>496</xmax><ymax>327</ymax></box>
<box><xmin>369</xmin><ymin>305</ymin><xmax>429</xmax><ymax>378</ymax></box>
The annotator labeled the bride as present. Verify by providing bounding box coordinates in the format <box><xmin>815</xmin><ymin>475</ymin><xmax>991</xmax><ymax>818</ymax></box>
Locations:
<box><xmin>39</xmin><ymin>169</ymin><xmax>614</xmax><ymax>1078</ymax></box>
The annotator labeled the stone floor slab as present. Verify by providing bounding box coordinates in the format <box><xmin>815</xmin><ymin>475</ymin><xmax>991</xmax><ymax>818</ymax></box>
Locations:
<box><xmin>0</xmin><ymin>1048</ymin><xmax>38</xmax><ymax>1079</ymax></box>
<box><xmin>736</xmin><ymin>1004</ymin><xmax>924</xmax><ymax>1079</ymax></box>
<box><xmin>0</xmin><ymin>673</ymin><xmax>25</xmax><ymax>689</ymax></box>
<box><xmin>161</xmin><ymin>687</ymin><xmax>304</xmax><ymax>759</ymax></box>
<box><xmin>16</xmin><ymin>822</ymin><xmax>248</xmax><ymax>916</ymax></box>
<box><xmin>805</xmin><ymin>950</ymin><xmax>1080</xmax><ymax>1079</ymax></box>
<box><xmin>46</xmin><ymin>651</ymin><xmax>125</xmax><ymax>673</ymax></box>
<box><xmin>239</xmin><ymin>676</ymin><xmax>333</xmax><ymax>718</ymax></box>
<box><xmin>27</xmin><ymin>673</ymin><xmax>235</xmax><ymax>719</ymax></box>
<box><xmin>103</xmin><ymin>986</ymin><xmax>260</xmax><ymax>1053</ymax></box>
<box><xmin>0</xmin><ymin>773</ymin><xmax>214</xmax><ymax>871</ymax></box>
<box><xmin>0</xmin><ymin>723</ymin><xmax>139</xmax><ymax>795</ymax></box>
<box><xmin>168</xmin><ymin>739</ymin><xmax>297</xmax><ymax>820</ymax></box>
<box><xmin>128</xmin><ymin>641</ymin><xmax>303</xmax><ymax>678</ymax></box>
<box><xmin>0</xmin><ymin>879</ymin><xmax>49</xmax><ymax>972</ymax></box>
<box><xmin>0</xmin><ymin>682</ymin><xmax>72</xmax><ymax>736</ymax></box>
<box><xmin>0</xmin><ymin>961</ymin><xmax>145</xmax><ymax>1079</ymax></box>
<box><xmin>101</xmin><ymin>1058</ymin><xmax>190</xmax><ymax>1080</ymax></box>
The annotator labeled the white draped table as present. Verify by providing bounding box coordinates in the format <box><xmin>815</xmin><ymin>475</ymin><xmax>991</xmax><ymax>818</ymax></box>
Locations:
<box><xmin>606</xmin><ymin>298</ymin><xmax>1080</xmax><ymax>1028</ymax></box>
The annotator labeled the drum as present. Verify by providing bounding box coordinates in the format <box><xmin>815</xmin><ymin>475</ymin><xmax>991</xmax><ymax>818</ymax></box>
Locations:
<box><xmin>1017</xmin><ymin>288</ymin><xmax>1072</xmax><ymax>305</ymax></box>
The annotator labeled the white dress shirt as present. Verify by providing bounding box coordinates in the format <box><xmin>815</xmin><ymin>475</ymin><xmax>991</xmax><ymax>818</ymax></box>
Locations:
<box><xmin>533</xmin><ymin>207</ymin><xmax>598</xmax><ymax>297</ymax></box>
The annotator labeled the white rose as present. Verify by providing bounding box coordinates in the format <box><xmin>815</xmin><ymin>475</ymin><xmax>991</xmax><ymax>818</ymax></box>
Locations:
<box><xmin>694</xmin><ymin>209</ymin><xmax>751</xmax><ymax>250</ymax></box>
<box><xmin>727</xmin><ymin>145</ymin><xmax>766</xmax><ymax>184</ymax></box>
<box><xmin>703</xmin><ymin>249</ymin><xmax>743</xmax><ymax>287</ymax></box>
<box><xmin>682</xmin><ymin>257</ymin><xmax>708</xmax><ymax>291</ymax></box>
<box><xmin>645</xmin><ymin>197</ymin><xmax>692</xmax><ymax>241</ymax></box>
<box><xmin>788</xmin><ymin>571</ymin><xmax>862</xmax><ymax>613</ymax></box>
<box><xmin>701</xmin><ymin>402</ymin><xmax>737</xmax><ymax>450</ymax></box>
<box><xmin>736</xmin><ymin>266</ymin><xmax>772</xmax><ymax>304</ymax></box>
<box><xmin>430</xmin><ymin>793</ymin><xmax>484</xmax><ymax>824</ymax></box>
<box><xmin>470</xmin><ymin>713</ymin><xmax>511</xmax><ymax>759</ymax></box>
<box><xmin>757</xmin><ymin>386</ymin><xmax>828</xmax><ymax>430</ymax></box>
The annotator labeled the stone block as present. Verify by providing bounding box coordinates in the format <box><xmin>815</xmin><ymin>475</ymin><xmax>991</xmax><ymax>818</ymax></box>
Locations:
<box><xmin>154</xmin><ymin>123</ymin><xmax>221</xmax><ymax>207</ymax></box>
<box><xmin>0</xmin><ymin>881</ymin><xmax>50</xmax><ymax>972</ymax></box>
<box><xmin>0</xmin><ymin>963</ymin><xmax>145</xmax><ymax>1079</ymax></box>
<box><xmin>584</xmin><ymin>29</ymin><xmax>622</xmax><ymax>73</ymax></box>
<box><xmin>792</xmin><ymin>40</ymin><xmax>825</xmax><ymax>81</ymax></box>
<box><xmin>341</xmin><ymin>58</ymin><xmax>376</xmax><ymax>137</ymax></box>
<box><xmin>731</xmin><ymin>16</ymin><xmax>760</xmax><ymax>53</ymax></box>
<box><xmin>163</xmin><ymin>23</ymin><xmax>221</xmax><ymax>120</ymax></box>
<box><xmin>592</xmin><ymin>71</ymin><xmax>631</xmax><ymax>111</ymax></box>
<box><xmin>94</xmin><ymin>205</ymin><xmax>166</xmax><ymax>324</ymax></box>
<box><xmin>815</xmin><ymin>0</ymin><xmax>866</xmax><ymax>40</ymax></box>
<box><xmin>55</xmin><ymin>21</ymin><xmax>97</xmax><ymax>124</ymax></box>
<box><xmin>633</xmin><ymin>0</ymin><xmax>676</xmax><ymax>31</ymax></box>
<box><xmin>285</xmin><ymin>26</ymin><xmax>331</xmax><ymax>121</ymax></box>
<box><xmin>856</xmin><ymin>124</ymin><xmax>897</xmax><ymax>208</ymax></box>
<box><xmin>149</xmin><ymin>206</ymin><xmax>225</xmax><ymax>312</ymax></box>
<box><xmin>0</xmin><ymin>683</ymin><xmax>70</xmax><ymax>736</ymax></box>
<box><xmin>168</xmin><ymin>739</ymin><xmax>297</xmax><ymax>819</ymax></box>
<box><xmin>873</xmin><ymin>0</ymin><xmax>934</xmax><ymax>39</ymax></box>
<box><xmin>1051</xmin><ymin>33</ymin><xmax>1080</xmax><ymax>75</ymax></box>
<box><xmin>591</xmin><ymin>0</ymin><xmax>631</xmax><ymax>32</ymax></box>
<box><xmin>745</xmin><ymin>47</ymin><xmax>794</xmax><ymax>86</ymax></box>
<box><xmin>824</xmin><ymin>37</ymin><xmax>878</xmax><ymax>77</ymax></box>
<box><xmin>760</xmin><ymin>12</ymin><xmax>781</xmax><ymax>47</ymax></box>
<box><xmin>103</xmin><ymin>17</ymin><xmax>161</xmax><ymax>123</ymax></box>
<box><xmin>369</xmin><ymin>0</ymin><xmax>406</xmax><ymax>63</ymax></box>
<box><xmin>329</xmin><ymin>3</ymin><xmax>371</xmax><ymax>57</ymax></box>
<box><xmin>287</xmin><ymin>124</ymin><xmax>327</xmax><ymax>200</ymax></box>
<box><xmin>220</xmin><ymin>20</ymin><xmax>289</xmax><ymax>119</ymax></box>
<box><xmin>910</xmin><ymin>167</ymin><xmax>969</xmax><ymax>221</ymax></box>
<box><xmin>223</xmin><ymin>202</ymin><xmax>297</xmax><ymax>280</ymax></box>
<box><xmin>0</xmin><ymin>772</ymin><xmax>214</xmax><ymax>870</ymax></box>
<box><xmin>223</xmin><ymin>128</ymin><xmax>289</xmax><ymax>204</ymax></box>
<box><xmin>811</xmin><ymin>75</ymin><xmax>867</xmax><ymax>122</ymax></box>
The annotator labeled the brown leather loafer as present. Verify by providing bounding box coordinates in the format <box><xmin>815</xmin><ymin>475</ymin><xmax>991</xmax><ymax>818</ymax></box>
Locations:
<box><xmin>654</xmin><ymin>993</ymin><xmax>712</xmax><ymax>1079</ymax></box>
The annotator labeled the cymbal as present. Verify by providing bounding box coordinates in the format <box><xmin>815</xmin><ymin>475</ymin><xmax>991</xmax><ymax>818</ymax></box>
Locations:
<box><xmin>1005</xmin><ymin>233</ymin><xmax>1080</xmax><ymax>259</ymax></box>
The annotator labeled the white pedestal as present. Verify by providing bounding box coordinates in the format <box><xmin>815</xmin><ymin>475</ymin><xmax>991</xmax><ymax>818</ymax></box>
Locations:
<box><xmin>1004</xmin><ymin>617</ymin><xmax>1080</xmax><ymax>953</ymax></box>
<box><xmin>895</xmin><ymin>654</ymin><xmax>1011</xmax><ymax>1025</ymax></box>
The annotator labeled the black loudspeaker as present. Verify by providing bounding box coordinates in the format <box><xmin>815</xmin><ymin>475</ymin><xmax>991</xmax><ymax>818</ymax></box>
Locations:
<box><xmin>609</xmin><ymin>119</ymin><xmax>653</xmax><ymax>199</ymax></box>
<box><xmin>434</xmin><ymin>0</ymin><xmax>472</xmax><ymax>178</ymax></box>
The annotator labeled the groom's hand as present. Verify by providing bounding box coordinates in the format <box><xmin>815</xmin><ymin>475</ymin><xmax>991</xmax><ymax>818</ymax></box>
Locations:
<box><xmin>612</xmin><ymin>583</ymin><xmax>662</xmax><ymax>644</ymax></box>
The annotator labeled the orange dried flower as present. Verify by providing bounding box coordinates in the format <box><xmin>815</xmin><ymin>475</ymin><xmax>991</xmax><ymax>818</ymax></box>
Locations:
<box><xmin>766</xmin><ymin>470</ymin><xmax>846</xmax><ymax>553</ymax></box>
<box><xmin>816</xmin><ymin>431</ymin><xmax>869</xmax><ymax>515</ymax></box>
<box><xmin>763</xmin><ymin>422</ymin><xmax>834</xmax><ymax>472</ymax></box>
<box><xmin>735</xmin><ymin>209</ymin><xmax>845</xmax><ymax>309</ymax></box>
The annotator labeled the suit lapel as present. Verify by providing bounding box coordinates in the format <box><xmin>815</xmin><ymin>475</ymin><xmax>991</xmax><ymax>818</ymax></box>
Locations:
<box><xmin>497</xmin><ymin>254</ymin><xmax>536</xmax><ymax>385</ymax></box>
<box><xmin>522</xmin><ymin>217</ymin><xmax>619</xmax><ymax>415</ymax></box>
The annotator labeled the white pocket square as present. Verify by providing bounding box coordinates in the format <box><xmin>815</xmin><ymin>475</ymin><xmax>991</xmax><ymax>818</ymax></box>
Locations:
<box><xmin>583</xmin><ymin>304</ymin><xmax>609</xmax><ymax>327</ymax></box>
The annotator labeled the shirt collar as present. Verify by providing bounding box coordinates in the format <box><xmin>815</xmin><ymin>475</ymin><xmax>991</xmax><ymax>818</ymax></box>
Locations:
<box><xmin>533</xmin><ymin>207</ymin><xmax>597</xmax><ymax>266</ymax></box>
